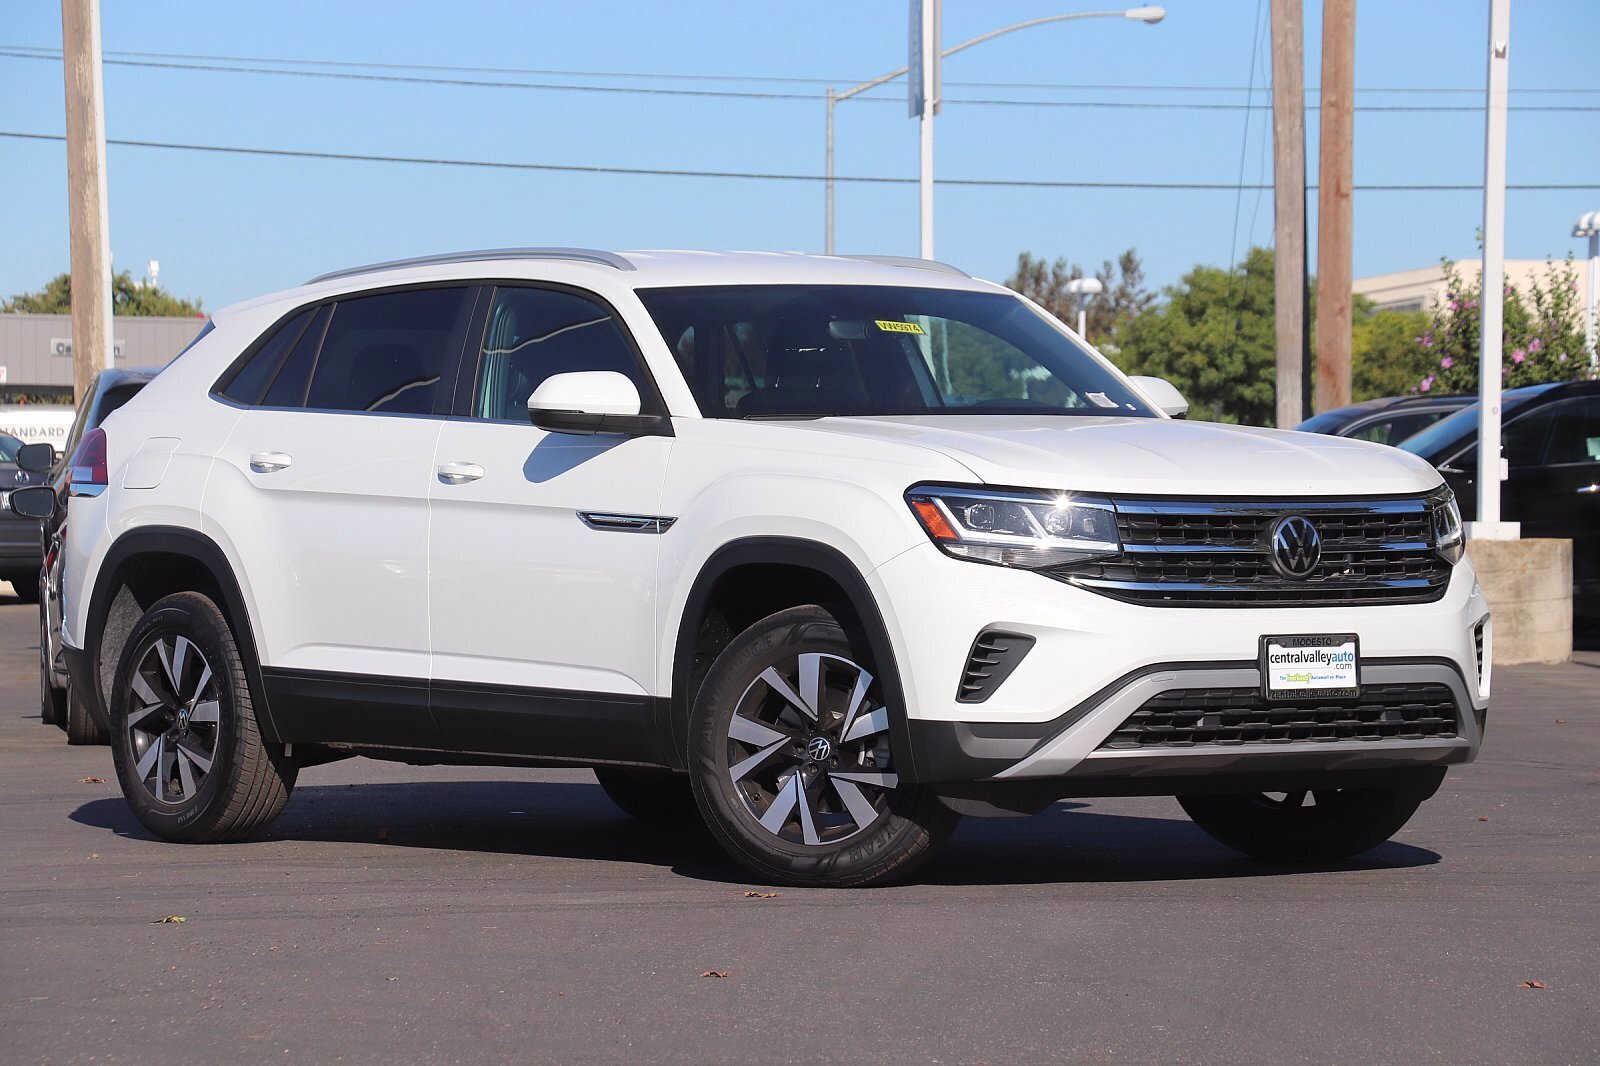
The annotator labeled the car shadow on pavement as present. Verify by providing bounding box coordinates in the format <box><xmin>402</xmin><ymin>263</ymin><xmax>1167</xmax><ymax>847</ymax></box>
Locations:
<box><xmin>69</xmin><ymin>779</ymin><xmax>1440</xmax><ymax>887</ymax></box>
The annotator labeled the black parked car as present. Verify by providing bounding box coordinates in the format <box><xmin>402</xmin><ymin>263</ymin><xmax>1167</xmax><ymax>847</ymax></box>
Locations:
<box><xmin>0</xmin><ymin>431</ymin><xmax>47</xmax><ymax>602</ymax></box>
<box><xmin>1399</xmin><ymin>379</ymin><xmax>1600</xmax><ymax>632</ymax></box>
<box><xmin>1294</xmin><ymin>393</ymin><xmax>1472</xmax><ymax>446</ymax></box>
<box><xmin>22</xmin><ymin>368</ymin><xmax>159</xmax><ymax>743</ymax></box>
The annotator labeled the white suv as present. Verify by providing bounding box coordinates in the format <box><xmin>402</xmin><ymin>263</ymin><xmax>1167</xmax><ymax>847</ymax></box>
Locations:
<box><xmin>43</xmin><ymin>249</ymin><xmax>1489</xmax><ymax>887</ymax></box>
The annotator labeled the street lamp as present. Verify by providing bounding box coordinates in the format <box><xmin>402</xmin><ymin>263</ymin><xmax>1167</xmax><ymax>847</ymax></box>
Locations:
<box><xmin>1064</xmin><ymin>276</ymin><xmax>1103</xmax><ymax>338</ymax></box>
<box><xmin>1575</xmin><ymin>210</ymin><xmax>1600</xmax><ymax>375</ymax></box>
<box><xmin>823</xmin><ymin>5</ymin><xmax>1166</xmax><ymax>256</ymax></box>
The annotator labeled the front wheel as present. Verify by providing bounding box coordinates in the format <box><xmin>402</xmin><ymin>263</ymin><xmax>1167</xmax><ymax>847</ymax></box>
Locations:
<box><xmin>109</xmin><ymin>592</ymin><xmax>296</xmax><ymax>842</ymax></box>
<box><xmin>689</xmin><ymin>605</ymin><xmax>959</xmax><ymax>888</ymax></box>
<box><xmin>1178</xmin><ymin>779</ymin><xmax>1436</xmax><ymax>861</ymax></box>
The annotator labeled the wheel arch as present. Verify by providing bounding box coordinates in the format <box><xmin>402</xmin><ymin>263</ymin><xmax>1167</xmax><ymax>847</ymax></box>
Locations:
<box><xmin>667</xmin><ymin>536</ymin><xmax>919</xmax><ymax>781</ymax></box>
<box><xmin>82</xmin><ymin>525</ymin><xmax>281</xmax><ymax>741</ymax></box>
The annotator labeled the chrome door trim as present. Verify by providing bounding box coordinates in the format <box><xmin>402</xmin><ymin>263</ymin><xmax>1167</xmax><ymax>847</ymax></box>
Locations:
<box><xmin>576</xmin><ymin>511</ymin><xmax>677</xmax><ymax>534</ymax></box>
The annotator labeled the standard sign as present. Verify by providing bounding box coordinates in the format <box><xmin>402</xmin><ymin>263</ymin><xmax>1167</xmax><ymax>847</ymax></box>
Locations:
<box><xmin>1260</xmin><ymin>633</ymin><xmax>1359</xmax><ymax>700</ymax></box>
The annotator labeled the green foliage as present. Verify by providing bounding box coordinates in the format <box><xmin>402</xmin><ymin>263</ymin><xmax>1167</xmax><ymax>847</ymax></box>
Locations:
<box><xmin>1420</xmin><ymin>256</ymin><xmax>1589</xmax><ymax>393</ymax></box>
<box><xmin>1352</xmin><ymin>297</ymin><xmax>1434</xmax><ymax>401</ymax></box>
<box><xmin>1005</xmin><ymin>248</ymin><xmax>1153</xmax><ymax>349</ymax></box>
<box><xmin>3</xmin><ymin>271</ymin><xmax>204</xmax><ymax>317</ymax></box>
<box><xmin>1112</xmin><ymin>246</ymin><xmax>1278</xmax><ymax>425</ymax></box>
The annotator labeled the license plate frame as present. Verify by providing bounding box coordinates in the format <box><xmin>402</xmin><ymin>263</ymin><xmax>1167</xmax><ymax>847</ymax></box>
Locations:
<box><xmin>1259</xmin><ymin>632</ymin><xmax>1360</xmax><ymax>701</ymax></box>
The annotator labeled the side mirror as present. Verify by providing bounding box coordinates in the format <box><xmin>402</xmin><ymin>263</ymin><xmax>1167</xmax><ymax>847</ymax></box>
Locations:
<box><xmin>527</xmin><ymin>372</ymin><xmax>670</xmax><ymax>437</ymax></box>
<box><xmin>16</xmin><ymin>442</ymin><xmax>55</xmax><ymax>473</ymax></box>
<box><xmin>1130</xmin><ymin>375</ymin><xmax>1189</xmax><ymax>419</ymax></box>
<box><xmin>7</xmin><ymin>486</ymin><xmax>57</xmax><ymax>520</ymax></box>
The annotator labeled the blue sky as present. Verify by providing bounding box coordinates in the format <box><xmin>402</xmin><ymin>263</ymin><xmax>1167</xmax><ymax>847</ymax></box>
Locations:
<box><xmin>1</xmin><ymin>1</ymin><xmax>1596</xmax><ymax>311</ymax></box>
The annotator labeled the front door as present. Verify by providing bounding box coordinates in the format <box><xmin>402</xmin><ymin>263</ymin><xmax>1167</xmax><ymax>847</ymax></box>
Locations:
<box><xmin>427</xmin><ymin>284</ymin><xmax>674</xmax><ymax>760</ymax></box>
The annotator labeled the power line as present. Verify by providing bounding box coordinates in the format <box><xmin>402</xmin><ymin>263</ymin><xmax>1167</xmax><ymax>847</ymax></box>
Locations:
<box><xmin>3</xmin><ymin>50</ymin><xmax>1599</xmax><ymax>113</ymax></box>
<box><xmin>3</xmin><ymin>43</ymin><xmax>1596</xmax><ymax>95</ymax></box>
<box><xmin>6</xmin><ymin>130</ymin><xmax>1598</xmax><ymax>192</ymax></box>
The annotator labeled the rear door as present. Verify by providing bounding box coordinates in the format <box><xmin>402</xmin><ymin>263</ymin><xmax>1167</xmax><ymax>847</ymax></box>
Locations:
<box><xmin>208</xmin><ymin>285</ymin><xmax>478</xmax><ymax>746</ymax></box>
<box><xmin>1501</xmin><ymin>396</ymin><xmax>1600</xmax><ymax>623</ymax></box>
<box><xmin>426</xmin><ymin>283</ymin><xmax>673</xmax><ymax>760</ymax></box>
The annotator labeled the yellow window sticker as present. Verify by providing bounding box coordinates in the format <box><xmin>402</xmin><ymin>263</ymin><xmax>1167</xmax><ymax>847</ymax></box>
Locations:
<box><xmin>875</xmin><ymin>319</ymin><xmax>925</xmax><ymax>335</ymax></box>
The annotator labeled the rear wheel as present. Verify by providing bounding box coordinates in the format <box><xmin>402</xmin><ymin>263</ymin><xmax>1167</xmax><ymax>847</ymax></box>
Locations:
<box><xmin>109</xmin><ymin>592</ymin><xmax>296</xmax><ymax>842</ymax></box>
<box><xmin>63</xmin><ymin>678</ymin><xmax>107</xmax><ymax>745</ymax></box>
<box><xmin>593</xmin><ymin>766</ymin><xmax>696</xmax><ymax>824</ymax></box>
<box><xmin>689</xmin><ymin>605</ymin><xmax>959</xmax><ymax>888</ymax></box>
<box><xmin>1178</xmin><ymin>779</ymin><xmax>1435</xmax><ymax>861</ymax></box>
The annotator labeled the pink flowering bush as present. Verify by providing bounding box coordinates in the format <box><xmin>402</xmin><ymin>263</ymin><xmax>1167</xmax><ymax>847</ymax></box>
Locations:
<box><xmin>1421</xmin><ymin>254</ymin><xmax>1591</xmax><ymax>393</ymax></box>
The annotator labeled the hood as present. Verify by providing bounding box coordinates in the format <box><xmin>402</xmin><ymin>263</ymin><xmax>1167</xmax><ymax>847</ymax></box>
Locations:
<box><xmin>776</xmin><ymin>415</ymin><xmax>1445</xmax><ymax>497</ymax></box>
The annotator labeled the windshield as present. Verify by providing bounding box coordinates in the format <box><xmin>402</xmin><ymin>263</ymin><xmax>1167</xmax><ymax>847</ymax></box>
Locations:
<box><xmin>1398</xmin><ymin>390</ymin><xmax>1541</xmax><ymax>460</ymax></box>
<box><xmin>637</xmin><ymin>285</ymin><xmax>1154</xmax><ymax>419</ymax></box>
<box><xmin>0</xmin><ymin>434</ymin><xmax>21</xmax><ymax>463</ymax></box>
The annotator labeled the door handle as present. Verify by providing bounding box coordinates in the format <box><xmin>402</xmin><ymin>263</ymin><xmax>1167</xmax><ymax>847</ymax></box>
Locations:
<box><xmin>437</xmin><ymin>461</ymin><xmax>485</xmax><ymax>484</ymax></box>
<box><xmin>249</xmin><ymin>451</ymin><xmax>292</xmax><ymax>473</ymax></box>
<box><xmin>1579</xmin><ymin>484</ymin><xmax>1599</xmax><ymax>495</ymax></box>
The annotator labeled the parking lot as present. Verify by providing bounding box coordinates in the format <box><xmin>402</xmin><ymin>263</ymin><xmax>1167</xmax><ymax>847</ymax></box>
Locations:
<box><xmin>0</xmin><ymin>595</ymin><xmax>1594</xmax><ymax>1063</ymax></box>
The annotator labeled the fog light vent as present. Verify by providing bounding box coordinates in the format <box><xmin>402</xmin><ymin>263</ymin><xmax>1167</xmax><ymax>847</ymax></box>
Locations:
<box><xmin>956</xmin><ymin>630</ymin><xmax>1036</xmax><ymax>704</ymax></box>
<box><xmin>1473</xmin><ymin>618</ymin><xmax>1487</xmax><ymax>687</ymax></box>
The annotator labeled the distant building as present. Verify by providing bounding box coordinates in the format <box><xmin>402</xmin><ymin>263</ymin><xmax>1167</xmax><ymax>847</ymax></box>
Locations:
<box><xmin>1353</xmin><ymin>259</ymin><xmax>1592</xmax><ymax>314</ymax></box>
<box><xmin>0</xmin><ymin>313</ymin><xmax>208</xmax><ymax>394</ymax></box>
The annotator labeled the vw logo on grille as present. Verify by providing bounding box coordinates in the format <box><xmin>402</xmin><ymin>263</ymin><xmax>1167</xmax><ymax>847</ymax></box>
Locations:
<box><xmin>805</xmin><ymin>736</ymin><xmax>833</xmax><ymax>762</ymax></box>
<box><xmin>1269</xmin><ymin>514</ymin><xmax>1322</xmax><ymax>578</ymax></box>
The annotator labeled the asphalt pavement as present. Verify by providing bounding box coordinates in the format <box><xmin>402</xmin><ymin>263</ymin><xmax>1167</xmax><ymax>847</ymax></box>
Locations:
<box><xmin>1</xmin><ymin>593</ymin><xmax>1595</xmax><ymax>1064</ymax></box>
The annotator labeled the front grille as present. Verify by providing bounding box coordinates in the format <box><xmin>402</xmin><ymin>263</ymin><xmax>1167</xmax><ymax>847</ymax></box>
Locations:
<box><xmin>1057</xmin><ymin>496</ymin><xmax>1451</xmax><ymax>607</ymax></box>
<box><xmin>1099</xmin><ymin>682</ymin><xmax>1460</xmax><ymax>750</ymax></box>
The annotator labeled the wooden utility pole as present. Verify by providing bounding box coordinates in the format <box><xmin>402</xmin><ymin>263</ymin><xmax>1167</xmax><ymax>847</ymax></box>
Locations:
<box><xmin>1314</xmin><ymin>0</ymin><xmax>1355</xmax><ymax>412</ymax></box>
<box><xmin>61</xmin><ymin>0</ymin><xmax>114</xmax><ymax>403</ymax></box>
<box><xmin>1270</xmin><ymin>0</ymin><xmax>1307</xmax><ymax>428</ymax></box>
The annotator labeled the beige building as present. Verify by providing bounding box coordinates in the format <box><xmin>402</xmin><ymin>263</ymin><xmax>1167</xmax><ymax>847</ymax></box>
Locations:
<box><xmin>1353</xmin><ymin>258</ymin><xmax>1593</xmax><ymax>314</ymax></box>
<box><xmin>0</xmin><ymin>313</ymin><xmax>207</xmax><ymax>391</ymax></box>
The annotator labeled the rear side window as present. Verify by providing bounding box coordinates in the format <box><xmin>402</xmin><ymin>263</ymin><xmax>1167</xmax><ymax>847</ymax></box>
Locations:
<box><xmin>262</xmin><ymin>306</ymin><xmax>330</xmax><ymax>408</ymax></box>
<box><xmin>218</xmin><ymin>308</ymin><xmax>313</xmax><ymax>405</ymax></box>
<box><xmin>305</xmin><ymin>287</ymin><xmax>472</xmax><ymax>414</ymax></box>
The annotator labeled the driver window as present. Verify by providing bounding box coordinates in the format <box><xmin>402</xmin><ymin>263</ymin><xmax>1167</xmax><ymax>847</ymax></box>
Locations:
<box><xmin>474</xmin><ymin>287</ymin><xmax>646</xmax><ymax>421</ymax></box>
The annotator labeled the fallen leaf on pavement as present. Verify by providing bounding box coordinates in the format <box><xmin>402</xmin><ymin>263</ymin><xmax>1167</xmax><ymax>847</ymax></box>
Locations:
<box><xmin>79</xmin><ymin>777</ymin><xmax>106</xmax><ymax>784</ymax></box>
<box><xmin>742</xmin><ymin>891</ymin><xmax>780</xmax><ymax>899</ymax></box>
<box><xmin>1477</xmin><ymin>816</ymin><xmax>1489</xmax><ymax>822</ymax></box>
<box><xmin>1555</xmin><ymin>720</ymin><xmax>1566</xmax><ymax>725</ymax></box>
<box><xmin>1518</xmin><ymin>980</ymin><xmax>1550</xmax><ymax>990</ymax></box>
<box><xmin>699</xmin><ymin>970</ymin><xmax>730</xmax><ymax>979</ymax></box>
<box><xmin>152</xmin><ymin>916</ymin><xmax>187</xmax><ymax>924</ymax></box>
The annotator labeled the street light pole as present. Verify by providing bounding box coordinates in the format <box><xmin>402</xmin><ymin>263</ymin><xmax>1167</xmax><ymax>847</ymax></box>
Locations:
<box><xmin>918</xmin><ymin>0</ymin><xmax>937</xmax><ymax>258</ymax></box>
<box><xmin>1576</xmin><ymin>211</ymin><xmax>1600</xmax><ymax>375</ymax></box>
<box><xmin>823</xmin><ymin>6</ymin><xmax>1165</xmax><ymax>256</ymax></box>
<box><xmin>1064</xmin><ymin>276</ymin><xmax>1104</xmax><ymax>338</ymax></box>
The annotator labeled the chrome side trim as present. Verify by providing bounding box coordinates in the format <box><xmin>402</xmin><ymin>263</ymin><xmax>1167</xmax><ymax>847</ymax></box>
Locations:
<box><xmin>577</xmin><ymin>511</ymin><xmax>677</xmax><ymax>534</ymax></box>
<box><xmin>68</xmin><ymin>482</ymin><xmax>106</xmax><ymax>498</ymax></box>
<box><xmin>308</xmin><ymin>247</ymin><xmax>636</xmax><ymax>283</ymax></box>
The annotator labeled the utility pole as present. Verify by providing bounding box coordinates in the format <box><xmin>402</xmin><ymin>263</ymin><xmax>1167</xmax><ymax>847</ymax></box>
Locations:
<box><xmin>1270</xmin><ymin>0</ymin><xmax>1307</xmax><ymax>428</ymax></box>
<box><xmin>60</xmin><ymin>0</ymin><xmax>114</xmax><ymax>403</ymax></box>
<box><xmin>1474</xmin><ymin>0</ymin><xmax>1516</xmax><ymax>537</ymax></box>
<box><xmin>1314</xmin><ymin>0</ymin><xmax>1355</xmax><ymax>413</ymax></box>
<box><xmin>913</xmin><ymin>0</ymin><xmax>940</xmax><ymax>259</ymax></box>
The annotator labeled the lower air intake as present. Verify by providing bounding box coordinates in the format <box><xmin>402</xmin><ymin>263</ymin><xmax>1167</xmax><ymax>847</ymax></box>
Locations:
<box><xmin>956</xmin><ymin>631</ymin><xmax>1036</xmax><ymax>704</ymax></box>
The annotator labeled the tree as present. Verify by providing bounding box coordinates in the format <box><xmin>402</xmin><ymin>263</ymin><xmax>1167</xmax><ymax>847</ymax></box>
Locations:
<box><xmin>1352</xmin><ymin>296</ymin><xmax>1433</xmax><ymax>401</ymax></box>
<box><xmin>1112</xmin><ymin>246</ymin><xmax>1278</xmax><ymax>425</ymax></box>
<box><xmin>1005</xmin><ymin>248</ymin><xmax>1153</xmax><ymax>348</ymax></box>
<box><xmin>3</xmin><ymin>271</ymin><xmax>204</xmax><ymax>316</ymax></box>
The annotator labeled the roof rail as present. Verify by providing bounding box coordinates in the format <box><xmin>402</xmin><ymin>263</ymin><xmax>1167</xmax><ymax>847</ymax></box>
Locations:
<box><xmin>307</xmin><ymin>247</ymin><xmax>635</xmax><ymax>284</ymax></box>
<box><xmin>836</xmin><ymin>254</ymin><xmax>970</xmax><ymax>278</ymax></box>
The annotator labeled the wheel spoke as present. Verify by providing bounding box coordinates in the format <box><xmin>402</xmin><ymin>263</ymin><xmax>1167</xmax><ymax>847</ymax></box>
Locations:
<box><xmin>794</xmin><ymin>776</ymin><xmax>821</xmax><ymax>845</ymax></box>
<box><xmin>729</xmin><ymin>739</ymin><xmax>788</xmax><ymax>783</ymax></box>
<box><xmin>126</xmin><ymin>702</ymin><xmax>164</xmax><ymax>730</ymax></box>
<box><xmin>729</xmin><ymin>713</ymin><xmax>790</xmax><ymax>748</ymax></box>
<box><xmin>797</xmin><ymin>654</ymin><xmax>824</xmax><ymax>721</ymax></box>
<box><xmin>830</xmin><ymin>776</ymin><xmax>881</xmax><ymax>830</ymax></box>
<box><xmin>175</xmin><ymin>738</ymin><xmax>214</xmax><ymax>774</ymax></box>
<box><xmin>189</xmin><ymin>662</ymin><xmax>213</xmax><ymax>705</ymax></box>
<box><xmin>758</xmin><ymin>775</ymin><xmax>802</xmax><ymax>835</ymax></box>
<box><xmin>134</xmin><ymin>734</ymin><xmax>164</xmax><ymax>781</ymax></box>
<box><xmin>130</xmin><ymin>670</ymin><xmax>163</xmax><ymax>708</ymax></box>
<box><xmin>175</xmin><ymin>746</ymin><xmax>199</xmax><ymax>797</ymax></box>
<box><xmin>188</xmin><ymin>700</ymin><xmax>221</xmax><ymax>726</ymax></box>
<box><xmin>759</xmin><ymin>666</ymin><xmax>816</xmax><ymax>721</ymax></box>
<box><xmin>838</xmin><ymin>668</ymin><xmax>874</xmax><ymax>739</ymax></box>
<box><xmin>831</xmin><ymin>770</ymin><xmax>898</xmax><ymax>790</ymax></box>
<box><xmin>841</xmin><ymin>706</ymin><xmax>889</xmax><ymax>744</ymax></box>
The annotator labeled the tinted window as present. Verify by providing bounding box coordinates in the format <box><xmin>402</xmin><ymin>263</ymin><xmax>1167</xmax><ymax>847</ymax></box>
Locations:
<box><xmin>263</xmin><ymin>306</ymin><xmax>330</xmax><ymax>408</ymax></box>
<box><xmin>1503</xmin><ymin>406</ymin><xmax>1559</xmax><ymax>466</ymax></box>
<box><xmin>0</xmin><ymin>434</ymin><xmax>21</xmax><ymax>463</ymax></box>
<box><xmin>305</xmin><ymin>288</ymin><xmax>472</xmax><ymax>414</ymax></box>
<box><xmin>639</xmin><ymin>285</ymin><xmax>1152</xmax><ymax>418</ymax></box>
<box><xmin>474</xmin><ymin>287</ymin><xmax>646</xmax><ymax>421</ymax></box>
<box><xmin>96</xmin><ymin>383</ymin><xmax>145</xmax><ymax>424</ymax></box>
<box><xmin>219</xmin><ymin>309</ymin><xmax>312</xmax><ymax>405</ymax></box>
<box><xmin>1344</xmin><ymin>410</ymin><xmax>1450</xmax><ymax>446</ymax></box>
<box><xmin>1544</xmin><ymin>398</ymin><xmax>1600</xmax><ymax>465</ymax></box>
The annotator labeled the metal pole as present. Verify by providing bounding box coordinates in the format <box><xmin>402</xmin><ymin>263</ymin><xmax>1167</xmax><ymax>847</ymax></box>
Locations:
<box><xmin>1077</xmin><ymin>307</ymin><xmax>1087</xmax><ymax>338</ymax></box>
<box><xmin>918</xmin><ymin>0</ymin><xmax>937</xmax><ymax>259</ymax></box>
<box><xmin>1588</xmin><ymin>232</ymin><xmax>1598</xmax><ymax>374</ymax></box>
<box><xmin>60</xmin><ymin>0</ymin><xmax>114</xmax><ymax>399</ymax></box>
<box><xmin>1476</xmin><ymin>0</ymin><xmax>1512</xmax><ymax>535</ymax></box>
<box><xmin>1270</xmin><ymin>0</ymin><xmax>1306</xmax><ymax>429</ymax></box>
<box><xmin>825</xmin><ymin>88</ymin><xmax>836</xmax><ymax>255</ymax></box>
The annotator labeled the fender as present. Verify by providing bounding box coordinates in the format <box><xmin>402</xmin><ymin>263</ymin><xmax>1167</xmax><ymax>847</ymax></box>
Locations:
<box><xmin>667</xmin><ymin>536</ymin><xmax>920</xmax><ymax>782</ymax></box>
<box><xmin>81</xmin><ymin>525</ymin><xmax>282</xmax><ymax>742</ymax></box>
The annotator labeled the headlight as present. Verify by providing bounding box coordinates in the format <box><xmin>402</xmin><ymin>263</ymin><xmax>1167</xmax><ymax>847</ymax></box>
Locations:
<box><xmin>1431</xmin><ymin>489</ymin><xmax>1465</xmax><ymax>565</ymax></box>
<box><xmin>906</xmin><ymin>485</ymin><xmax>1120</xmax><ymax>568</ymax></box>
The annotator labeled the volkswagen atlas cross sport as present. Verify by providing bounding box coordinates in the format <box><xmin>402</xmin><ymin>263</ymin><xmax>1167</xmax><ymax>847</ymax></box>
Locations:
<box><xmin>31</xmin><ymin>248</ymin><xmax>1489</xmax><ymax>888</ymax></box>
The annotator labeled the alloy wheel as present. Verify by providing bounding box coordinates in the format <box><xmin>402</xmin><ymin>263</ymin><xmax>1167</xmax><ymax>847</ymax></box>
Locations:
<box><xmin>125</xmin><ymin>635</ymin><xmax>222</xmax><ymax>805</ymax></box>
<box><xmin>726</xmin><ymin>652</ymin><xmax>896</xmax><ymax>846</ymax></box>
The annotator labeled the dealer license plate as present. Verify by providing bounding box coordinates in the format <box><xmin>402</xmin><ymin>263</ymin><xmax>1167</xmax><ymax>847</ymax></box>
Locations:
<box><xmin>1260</xmin><ymin>633</ymin><xmax>1360</xmax><ymax>700</ymax></box>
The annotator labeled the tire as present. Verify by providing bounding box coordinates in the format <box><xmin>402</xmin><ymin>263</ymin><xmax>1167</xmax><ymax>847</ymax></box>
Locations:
<box><xmin>1178</xmin><ymin>779</ymin><xmax>1435</xmax><ymax>861</ymax></box>
<box><xmin>688</xmin><ymin>605</ymin><xmax>959</xmax><ymax>888</ymax></box>
<box><xmin>39</xmin><ymin>609</ymin><xmax>66</xmax><ymax>729</ymax></box>
<box><xmin>593</xmin><ymin>766</ymin><xmax>697</xmax><ymax>824</ymax></box>
<box><xmin>108</xmin><ymin>591</ymin><xmax>296</xmax><ymax>843</ymax></box>
<box><xmin>5</xmin><ymin>572</ymin><xmax>40</xmax><ymax>604</ymax></box>
<box><xmin>63</xmin><ymin>678</ymin><xmax>108</xmax><ymax>745</ymax></box>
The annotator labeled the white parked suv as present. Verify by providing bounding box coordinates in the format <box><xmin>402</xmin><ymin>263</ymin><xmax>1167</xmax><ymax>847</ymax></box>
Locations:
<box><xmin>40</xmin><ymin>249</ymin><xmax>1489</xmax><ymax>887</ymax></box>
